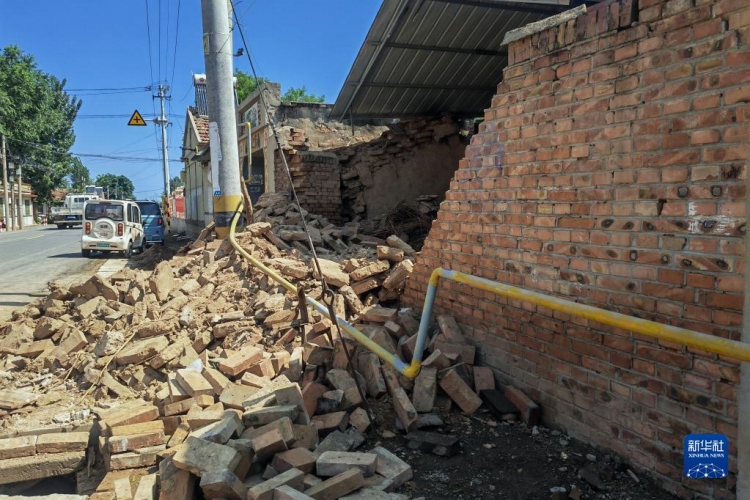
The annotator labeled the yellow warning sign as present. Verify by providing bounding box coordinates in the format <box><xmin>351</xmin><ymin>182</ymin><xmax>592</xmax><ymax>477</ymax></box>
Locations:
<box><xmin>128</xmin><ymin>110</ymin><xmax>147</xmax><ymax>126</ymax></box>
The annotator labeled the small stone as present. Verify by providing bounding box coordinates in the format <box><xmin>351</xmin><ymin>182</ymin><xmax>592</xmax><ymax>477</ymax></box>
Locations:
<box><xmin>586</xmin><ymin>453</ymin><xmax>596</xmax><ymax>462</ymax></box>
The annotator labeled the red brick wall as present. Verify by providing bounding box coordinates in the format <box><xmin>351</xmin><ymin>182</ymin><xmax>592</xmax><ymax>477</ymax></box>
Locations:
<box><xmin>274</xmin><ymin>150</ymin><xmax>343</xmax><ymax>224</ymax></box>
<box><xmin>402</xmin><ymin>0</ymin><xmax>750</xmax><ymax>497</ymax></box>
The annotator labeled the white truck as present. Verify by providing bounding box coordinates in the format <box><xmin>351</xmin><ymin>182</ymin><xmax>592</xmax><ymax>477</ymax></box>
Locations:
<box><xmin>48</xmin><ymin>193</ymin><xmax>101</xmax><ymax>229</ymax></box>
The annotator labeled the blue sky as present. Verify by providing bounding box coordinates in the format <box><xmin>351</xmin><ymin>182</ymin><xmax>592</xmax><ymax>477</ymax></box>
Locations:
<box><xmin>0</xmin><ymin>0</ymin><xmax>380</xmax><ymax>200</ymax></box>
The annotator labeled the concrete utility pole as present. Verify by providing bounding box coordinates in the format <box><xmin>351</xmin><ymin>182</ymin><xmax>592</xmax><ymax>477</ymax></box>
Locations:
<box><xmin>1</xmin><ymin>134</ymin><xmax>10</xmax><ymax>232</ymax></box>
<box><xmin>156</xmin><ymin>84</ymin><xmax>171</xmax><ymax>198</ymax></box>
<box><xmin>201</xmin><ymin>0</ymin><xmax>242</xmax><ymax>239</ymax></box>
<box><xmin>16</xmin><ymin>165</ymin><xmax>22</xmax><ymax>230</ymax></box>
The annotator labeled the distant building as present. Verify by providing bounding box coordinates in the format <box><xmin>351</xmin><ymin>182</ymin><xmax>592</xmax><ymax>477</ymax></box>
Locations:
<box><xmin>0</xmin><ymin>181</ymin><xmax>37</xmax><ymax>227</ymax></box>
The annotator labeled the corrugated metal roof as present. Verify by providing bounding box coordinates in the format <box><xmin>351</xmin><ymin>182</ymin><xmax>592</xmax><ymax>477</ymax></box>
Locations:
<box><xmin>331</xmin><ymin>0</ymin><xmax>574</xmax><ymax>120</ymax></box>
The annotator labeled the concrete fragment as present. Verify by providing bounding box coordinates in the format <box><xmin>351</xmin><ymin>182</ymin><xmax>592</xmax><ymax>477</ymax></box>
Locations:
<box><xmin>359</xmin><ymin>307</ymin><xmax>397</xmax><ymax>324</ymax></box>
<box><xmin>316</xmin><ymin>451</ymin><xmax>377</xmax><ymax>478</ymax></box>
<box><xmin>204</xmin><ymin>367</ymin><xmax>231</xmax><ymax>395</ymax></box>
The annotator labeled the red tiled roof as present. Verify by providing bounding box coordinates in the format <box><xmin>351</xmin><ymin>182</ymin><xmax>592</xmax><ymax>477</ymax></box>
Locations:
<box><xmin>189</xmin><ymin>107</ymin><xmax>209</xmax><ymax>144</ymax></box>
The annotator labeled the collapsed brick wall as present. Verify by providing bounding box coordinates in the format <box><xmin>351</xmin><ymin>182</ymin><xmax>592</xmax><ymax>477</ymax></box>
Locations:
<box><xmin>403</xmin><ymin>0</ymin><xmax>750</xmax><ymax>497</ymax></box>
<box><xmin>274</xmin><ymin>149</ymin><xmax>343</xmax><ymax>224</ymax></box>
<box><xmin>334</xmin><ymin>117</ymin><xmax>469</xmax><ymax>219</ymax></box>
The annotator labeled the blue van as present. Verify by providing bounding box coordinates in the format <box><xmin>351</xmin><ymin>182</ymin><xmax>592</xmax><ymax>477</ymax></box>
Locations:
<box><xmin>135</xmin><ymin>200</ymin><xmax>165</xmax><ymax>246</ymax></box>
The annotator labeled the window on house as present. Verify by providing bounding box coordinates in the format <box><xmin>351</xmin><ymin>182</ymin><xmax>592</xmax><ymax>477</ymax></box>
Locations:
<box><xmin>24</xmin><ymin>199</ymin><xmax>30</xmax><ymax>216</ymax></box>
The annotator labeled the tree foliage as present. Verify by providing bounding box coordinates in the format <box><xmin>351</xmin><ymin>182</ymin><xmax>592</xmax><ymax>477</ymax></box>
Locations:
<box><xmin>0</xmin><ymin>46</ymin><xmax>81</xmax><ymax>203</ymax></box>
<box><xmin>96</xmin><ymin>173</ymin><xmax>134</xmax><ymax>200</ymax></box>
<box><xmin>69</xmin><ymin>157</ymin><xmax>91</xmax><ymax>192</ymax></box>
<box><xmin>281</xmin><ymin>86</ymin><xmax>325</xmax><ymax>103</ymax></box>
<box><xmin>235</xmin><ymin>70</ymin><xmax>269</xmax><ymax>103</ymax></box>
<box><xmin>171</xmin><ymin>175</ymin><xmax>184</xmax><ymax>189</ymax></box>
<box><xmin>234</xmin><ymin>71</ymin><xmax>325</xmax><ymax>104</ymax></box>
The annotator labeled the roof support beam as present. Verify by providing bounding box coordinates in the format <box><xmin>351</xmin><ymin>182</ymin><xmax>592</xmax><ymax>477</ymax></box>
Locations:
<box><xmin>369</xmin><ymin>41</ymin><xmax>508</xmax><ymax>57</ymax></box>
<box><xmin>349</xmin><ymin>82</ymin><xmax>495</xmax><ymax>92</ymax></box>
<box><xmin>430</xmin><ymin>0</ymin><xmax>568</xmax><ymax>15</ymax></box>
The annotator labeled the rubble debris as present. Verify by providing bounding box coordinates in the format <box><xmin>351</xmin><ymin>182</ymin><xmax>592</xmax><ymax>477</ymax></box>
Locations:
<box><xmin>0</xmin><ymin>191</ymin><xmax>553</xmax><ymax>499</ymax></box>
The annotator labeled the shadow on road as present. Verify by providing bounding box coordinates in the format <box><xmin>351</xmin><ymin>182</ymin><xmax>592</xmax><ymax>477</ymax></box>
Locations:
<box><xmin>48</xmin><ymin>252</ymin><xmax>87</xmax><ymax>259</ymax></box>
<box><xmin>0</xmin><ymin>301</ymin><xmax>29</xmax><ymax>307</ymax></box>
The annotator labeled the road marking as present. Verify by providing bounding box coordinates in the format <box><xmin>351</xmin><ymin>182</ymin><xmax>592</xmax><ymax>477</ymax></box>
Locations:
<box><xmin>26</xmin><ymin>235</ymin><xmax>44</xmax><ymax>240</ymax></box>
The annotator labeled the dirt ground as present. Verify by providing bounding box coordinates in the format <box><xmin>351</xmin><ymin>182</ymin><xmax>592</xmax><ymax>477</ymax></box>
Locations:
<box><xmin>366</xmin><ymin>399</ymin><xmax>677</xmax><ymax>500</ymax></box>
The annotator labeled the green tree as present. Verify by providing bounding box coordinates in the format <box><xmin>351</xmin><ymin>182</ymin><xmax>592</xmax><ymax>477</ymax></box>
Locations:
<box><xmin>96</xmin><ymin>174</ymin><xmax>134</xmax><ymax>200</ymax></box>
<box><xmin>171</xmin><ymin>175</ymin><xmax>184</xmax><ymax>189</ymax></box>
<box><xmin>69</xmin><ymin>157</ymin><xmax>91</xmax><ymax>191</ymax></box>
<box><xmin>281</xmin><ymin>86</ymin><xmax>325</xmax><ymax>103</ymax></box>
<box><xmin>235</xmin><ymin>70</ymin><xmax>269</xmax><ymax>103</ymax></box>
<box><xmin>0</xmin><ymin>46</ymin><xmax>82</xmax><ymax>203</ymax></box>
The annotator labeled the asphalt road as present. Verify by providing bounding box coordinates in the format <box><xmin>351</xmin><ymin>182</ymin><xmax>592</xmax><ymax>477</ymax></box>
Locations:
<box><xmin>0</xmin><ymin>225</ymin><xmax>102</xmax><ymax>320</ymax></box>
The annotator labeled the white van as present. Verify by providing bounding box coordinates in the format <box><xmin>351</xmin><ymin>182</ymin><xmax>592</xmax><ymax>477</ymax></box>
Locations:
<box><xmin>81</xmin><ymin>200</ymin><xmax>145</xmax><ymax>258</ymax></box>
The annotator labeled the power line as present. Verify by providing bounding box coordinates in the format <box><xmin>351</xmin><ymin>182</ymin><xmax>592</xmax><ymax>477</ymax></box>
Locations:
<box><xmin>144</xmin><ymin>0</ymin><xmax>155</xmax><ymax>86</ymax></box>
<box><xmin>170</xmin><ymin>0</ymin><xmax>182</xmax><ymax>89</ymax></box>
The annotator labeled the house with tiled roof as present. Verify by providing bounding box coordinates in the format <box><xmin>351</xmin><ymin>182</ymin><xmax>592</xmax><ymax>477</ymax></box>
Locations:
<box><xmin>180</xmin><ymin>104</ymin><xmax>212</xmax><ymax>236</ymax></box>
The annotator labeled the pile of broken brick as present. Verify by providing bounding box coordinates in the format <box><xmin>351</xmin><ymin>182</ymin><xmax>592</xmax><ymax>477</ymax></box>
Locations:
<box><xmin>0</xmin><ymin>194</ymin><xmax>538</xmax><ymax>499</ymax></box>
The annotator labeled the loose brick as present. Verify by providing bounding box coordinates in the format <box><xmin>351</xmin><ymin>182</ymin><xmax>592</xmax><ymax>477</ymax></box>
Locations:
<box><xmin>316</xmin><ymin>451</ymin><xmax>378</xmax><ymax>478</ymax></box>
<box><xmin>273</xmin><ymin>485</ymin><xmax>315</xmax><ymax>500</ymax></box>
<box><xmin>369</xmin><ymin>446</ymin><xmax>413</xmax><ymax>488</ymax></box>
<box><xmin>251</xmin><ymin>427</ymin><xmax>290</xmax><ymax>461</ymax></box>
<box><xmin>200</xmin><ymin>468</ymin><xmax>247</xmax><ymax>500</ymax></box>
<box><xmin>172</xmin><ymin>436</ymin><xmax>241</xmax><ymax>476</ymax></box>
<box><xmin>175</xmin><ymin>369</ymin><xmax>214</xmax><ymax>397</ymax></box>
<box><xmin>0</xmin><ymin>435</ymin><xmax>37</xmax><ymax>460</ymax></box>
<box><xmin>439</xmin><ymin>370</ymin><xmax>482</xmax><ymax>415</ymax></box>
<box><xmin>271</xmin><ymin>448</ymin><xmax>317</xmax><ymax>474</ymax></box>
<box><xmin>305</xmin><ymin>468</ymin><xmax>364</xmax><ymax>500</ymax></box>
<box><xmin>472</xmin><ymin>366</ymin><xmax>496</xmax><ymax>393</ymax></box>
<box><xmin>36</xmin><ymin>432</ymin><xmax>89</xmax><ymax>454</ymax></box>
<box><xmin>247</xmin><ymin>467</ymin><xmax>305</xmax><ymax>500</ymax></box>
<box><xmin>132</xmin><ymin>473</ymin><xmax>157</xmax><ymax>500</ymax></box>
<box><xmin>505</xmin><ymin>386</ymin><xmax>540</xmax><ymax>426</ymax></box>
<box><xmin>159</xmin><ymin>457</ymin><xmax>197</xmax><ymax>500</ymax></box>
<box><xmin>412</xmin><ymin>367</ymin><xmax>437</xmax><ymax>413</ymax></box>
<box><xmin>218</xmin><ymin>345</ymin><xmax>264</xmax><ymax>377</ymax></box>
